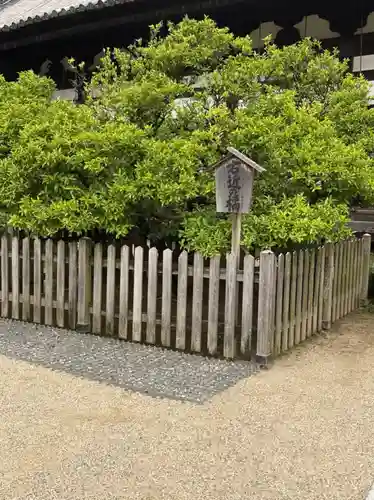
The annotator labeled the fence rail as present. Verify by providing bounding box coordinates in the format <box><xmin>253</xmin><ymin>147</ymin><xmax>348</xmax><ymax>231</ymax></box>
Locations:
<box><xmin>0</xmin><ymin>233</ymin><xmax>371</xmax><ymax>362</ymax></box>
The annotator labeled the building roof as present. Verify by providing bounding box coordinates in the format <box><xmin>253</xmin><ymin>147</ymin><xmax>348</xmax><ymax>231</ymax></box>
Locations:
<box><xmin>0</xmin><ymin>0</ymin><xmax>134</xmax><ymax>32</ymax></box>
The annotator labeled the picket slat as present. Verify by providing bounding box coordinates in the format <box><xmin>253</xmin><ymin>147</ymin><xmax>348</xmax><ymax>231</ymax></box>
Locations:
<box><xmin>347</xmin><ymin>240</ymin><xmax>354</xmax><ymax>312</ymax></box>
<box><xmin>45</xmin><ymin>239</ymin><xmax>53</xmax><ymax>326</ymax></box>
<box><xmin>191</xmin><ymin>253</ymin><xmax>204</xmax><ymax>353</ymax></box>
<box><xmin>352</xmin><ymin>239</ymin><xmax>359</xmax><ymax>309</ymax></box>
<box><xmin>271</xmin><ymin>252</ymin><xmax>276</xmax><ymax>345</ymax></box>
<box><xmin>11</xmin><ymin>237</ymin><xmax>20</xmax><ymax>320</ymax></box>
<box><xmin>132</xmin><ymin>246</ymin><xmax>143</xmax><ymax>342</ymax></box>
<box><xmin>257</xmin><ymin>251</ymin><xmax>276</xmax><ymax>362</ymax></box>
<box><xmin>92</xmin><ymin>243</ymin><xmax>103</xmax><ymax>334</ymax></box>
<box><xmin>336</xmin><ymin>243</ymin><xmax>344</xmax><ymax>319</ymax></box>
<box><xmin>176</xmin><ymin>251</ymin><xmax>188</xmax><ymax>351</ymax></box>
<box><xmin>357</xmin><ymin>238</ymin><xmax>363</xmax><ymax>306</ymax></box>
<box><xmin>352</xmin><ymin>240</ymin><xmax>358</xmax><ymax>312</ymax></box>
<box><xmin>241</xmin><ymin>254</ymin><xmax>254</xmax><ymax>357</ymax></box>
<box><xmin>208</xmin><ymin>255</ymin><xmax>220</xmax><ymax>356</ymax></box>
<box><xmin>105</xmin><ymin>244</ymin><xmax>116</xmax><ymax>336</ymax></box>
<box><xmin>307</xmin><ymin>249</ymin><xmax>315</xmax><ymax>338</ymax></box>
<box><xmin>161</xmin><ymin>249</ymin><xmax>172</xmax><ymax>347</ymax></box>
<box><xmin>274</xmin><ymin>254</ymin><xmax>284</xmax><ymax>356</ymax></box>
<box><xmin>56</xmin><ymin>240</ymin><xmax>65</xmax><ymax>328</ymax></box>
<box><xmin>360</xmin><ymin>237</ymin><xmax>365</xmax><ymax>304</ymax></box>
<box><xmin>22</xmin><ymin>237</ymin><xmax>30</xmax><ymax>322</ymax></box>
<box><xmin>68</xmin><ymin>241</ymin><xmax>78</xmax><ymax>330</ymax></box>
<box><xmin>347</xmin><ymin>241</ymin><xmax>353</xmax><ymax>314</ymax></box>
<box><xmin>118</xmin><ymin>245</ymin><xmax>129</xmax><ymax>339</ymax></box>
<box><xmin>338</xmin><ymin>243</ymin><xmax>344</xmax><ymax>316</ymax></box>
<box><xmin>344</xmin><ymin>242</ymin><xmax>350</xmax><ymax>315</ymax></box>
<box><xmin>349</xmin><ymin>240</ymin><xmax>355</xmax><ymax>312</ymax></box>
<box><xmin>288</xmin><ymin>252</ymin><xmax>297</xmax><ymax>349</ymax></box>
<box><xmin>361</xmin><ymin>234</ymin><xmax>371</xmax><ymax>303</ymax></box>
<box><xmin>146</xmin><ymin>247</ymin><xmax>158</xmax><ymax>345</ymax></box>
<box><xmin>313</xmin><ymin>247</ymin><xmax>322</xmax><ymax>334</ymax></box>
<box><xmin>77</xmin><ymin>238</ymin><xmax>90</xmax><ymax>331</ymax></box>
<box><xmin>323</xmin><ymin>243</ymin><xmax>334</xmax><ymax>330</ymax></box>
<box><xmin>1</xmin><ymin>234</ymin><xmax>8</xmax><ymax>318</ymax></box>
<box><xmin>224</xmin><ymin>253</ymin><xmax>237</xmax><ymax>359</ymax></box>
<box><xmin>1</xmin><ymin>235</ymin><xmax>8</xmax><ymax>318</ymax></box>
<box><xmin>356</xmin><ymin>238</ymin><xmax>364</xmax><ymax>308</ymax></box>
<box><xmin>340</xmin><ymin>242</ymin><xmax>346</xmax><ymax>318</ymax></box>
<box><xmin>331</xmin><ymin>243</ymin><xmax>340</xmax><ymax>323</ymax></box>
<box><xmin>341</xmin><ymin>241</ymin><xmax>347</xmax><ymax>316</ymax></box>
<box><xmin>331</xmin><ymin>244</ymin><xmax>338</xmax><ymax>322</ymax></box>
<box><xmin>340</xmin><ymin>242</ymin><xmax>347</xmax><ymax>318</ymax></box>
<box><xmin>341</xmin><ymin>241</ymin><xmax>346</xmax><ymax>314</ymax></box>
<box><xmin>348</xmin><ymin>240</ymin><xmax>353</xmax><ymax>311</ymax></box>
<box><xmin>282</xmin><ymin>252</ymin><xmax>291</xmax><ymax>352</ymax></box>
<box><xmin>360</xmin><ymin>237</ymin><xmax>366</xmax><ymax>305</ymax></box>
<box><xmin>350</xmin><ymin>240</ymin><xmax>354</xmax><ymax>307</ymax></box>
<box><xmin>301</xmin><ymin>250</ymin><xmax>309</xmax><ymax>342</ymax></box>
<box><xmin>295</xmin><ymin>250</ymin><xmax>303</xmax><ymax>345</ymax></box>
<box><xmin>33</xmin><ymin>238</ymin><xmax>41</xmax><ymax>323</ymax></box>
<box><xmin>341</xmin><ymin>242</ymin><xmax>348</xmax><ymax>317</ymax></box>
<box><xmin>318</xmin><ymin>246</ymin><xmax>326</xmax><ymax>332</ymax></box>
<box><xmin>332</xmin><ymin>243</ymin><xmax>339</xmax><ymax>322</ymax></box>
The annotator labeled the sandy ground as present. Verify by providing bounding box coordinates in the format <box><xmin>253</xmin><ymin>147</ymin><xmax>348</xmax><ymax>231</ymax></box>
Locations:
<box><xmin>1</xmin><ymin>313</ymin><xmax>374</xmax><ymax>499</ymax></box>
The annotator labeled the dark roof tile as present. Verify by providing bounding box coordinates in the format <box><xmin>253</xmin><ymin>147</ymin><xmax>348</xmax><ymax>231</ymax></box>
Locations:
<box><xmin>0</xmin><ymin>0</ymin><xmax>134</xmax><ymax>32</ymax></box>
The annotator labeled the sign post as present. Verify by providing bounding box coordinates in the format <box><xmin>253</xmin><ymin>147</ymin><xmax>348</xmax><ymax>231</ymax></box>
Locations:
<box><xmin>231</xmin><ymin>212</ymin><xmax>241</xmax><ymax>263</ymax></box>
<box><xmin>214</xmin><ymin>147</ymin><xmax>265</xmax><ymax>358</ymax></box>
<box><xmin>215</xmin><ymin>146</ymin><xmax>266</xmax><ymax>258</ymax></box>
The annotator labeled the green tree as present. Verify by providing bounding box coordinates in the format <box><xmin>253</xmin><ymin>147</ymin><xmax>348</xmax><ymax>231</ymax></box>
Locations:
<box><xmin>0</xmin><ymin>17</ymin><xmax>373</xmax><ymax>253</ymax></box>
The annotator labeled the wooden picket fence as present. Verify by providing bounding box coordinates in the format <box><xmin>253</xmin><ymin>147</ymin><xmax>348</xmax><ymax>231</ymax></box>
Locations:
<box><xmin>256</xmin><ymin>234</ymin><xmax>372</xmax><ymax>362</ymax></box>
<box><xmin>0</xmin><ymin>233</ymin><xmax>371</xmax><ymax>363</ymax></box>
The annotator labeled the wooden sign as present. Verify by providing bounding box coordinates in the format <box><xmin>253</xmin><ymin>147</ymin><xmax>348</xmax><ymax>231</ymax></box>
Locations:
<box><xmin>215</xmin><ymin>147</ymin><xmax>265</xmax><ymax>214</ymax></box>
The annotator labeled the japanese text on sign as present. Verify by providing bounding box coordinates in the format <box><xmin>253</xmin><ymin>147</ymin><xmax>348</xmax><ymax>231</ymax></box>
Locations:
<box><xmin>226</xmin><ymin>161</ymin><xmax>241</xmax><ymax>212</ymax></box>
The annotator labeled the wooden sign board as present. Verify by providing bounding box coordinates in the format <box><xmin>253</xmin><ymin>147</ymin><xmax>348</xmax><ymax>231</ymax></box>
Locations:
<box><xmin>215</xmin><ymin>147</ymin><xmax>265</xmax><ymax>214</ymax></box>
<box><xmin>216</xmin><ymin>158</ymin><xmax>253</xmax><ymax>213</ymax></box>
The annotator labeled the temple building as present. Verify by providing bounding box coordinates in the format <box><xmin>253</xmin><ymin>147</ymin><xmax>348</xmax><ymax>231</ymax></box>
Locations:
<box><xmin>0</xmin><ymin>0</ymin><xmax>374</xmax><ymax>99</ymax></box>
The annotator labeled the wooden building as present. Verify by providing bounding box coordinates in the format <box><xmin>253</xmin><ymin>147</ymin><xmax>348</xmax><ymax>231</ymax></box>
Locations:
<box><xmin>0</xmin><ymin>0</ymin><xmax>374</xmax><ymax>97</ymax></box>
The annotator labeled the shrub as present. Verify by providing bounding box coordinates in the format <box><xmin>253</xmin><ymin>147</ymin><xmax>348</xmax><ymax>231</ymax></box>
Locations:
<box><xmin>0</xmin><ymin>18</ymin><xmax>373</xmax><ymax>253</ymax></box>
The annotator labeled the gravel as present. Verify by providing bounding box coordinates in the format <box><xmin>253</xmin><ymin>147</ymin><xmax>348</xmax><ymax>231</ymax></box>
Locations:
<box><xmin>1</xmin><ymin>314</ymin><xmax>374</xmax><ymax>499</ymax></box>
<box><xmin>0</xmin><ymin>320</ymin><xmax>257</xmax><ymax>403</ymax></box>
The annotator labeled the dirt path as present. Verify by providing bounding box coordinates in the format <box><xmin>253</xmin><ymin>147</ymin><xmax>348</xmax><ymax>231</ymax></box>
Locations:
<box><xmin>1</xmin><ymin>313</ymin><xmax>374</xmax><ymax>499</ymax></box>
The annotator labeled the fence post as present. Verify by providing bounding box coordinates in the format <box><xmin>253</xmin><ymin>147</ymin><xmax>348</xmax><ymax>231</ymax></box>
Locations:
<box><xmin>77</xmin><ymin>237</ymin><xmax>91</xmax><ymax>333</ymax></box>
<box><xmin>361</xmin><ymin>233</ymin><xmax>372</xmax><ymax>305</ymax></box>
<box><xmin>224</xmin><ymin>253</ymin><xmax>238</xmax><ymax>359</ymax></box>
<box><xmin>256</xmin><ymin>250</ymin><xmax>276</xmax><ymax>367</ymax></box>
<box><xmin>322</xmin><ymin>243</ymin><xmax>334</xmax><ymax>330</ymax></box>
